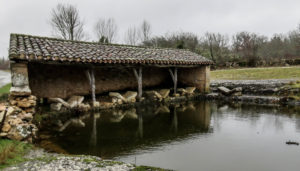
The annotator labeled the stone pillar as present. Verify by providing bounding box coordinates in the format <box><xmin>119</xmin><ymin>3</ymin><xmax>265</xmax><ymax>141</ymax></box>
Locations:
<box><xmin>9</xmin><ymin>62</ymin><xmax>36</xmax><ymax>112</ymax></box>
<box><xmin>1</xmin><ymin>62</ymin><xmax>38</xmax><ymax>142</ymax></box>
<box><xmin>178</xmin><ymin>65</ymin><xmax>210</xmax><ymax>93</ymax></box>
<box><xmin>10</xmin><ymin>62</ymin><xmax>31</xmax><ymax>96</ymax></box>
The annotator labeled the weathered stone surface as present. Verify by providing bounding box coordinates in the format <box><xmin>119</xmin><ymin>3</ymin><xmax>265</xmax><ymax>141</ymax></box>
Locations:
<box><xmin>19</xmin><ymin>113</ymin><xmax>33</xmax><ymax>121</ymax></box>
<box><xmin>48</xmin><ymin>98</ymin><xmax>70</xmax><ymax>108</ymax></box>
<box><xmin>178</xmin><ymin>88</ymin><xmax>187</xmax><ymax>95</ymax></box>
<box><xmin>145</xmin><ymin>91</ymin><xmax>162</xmax><ymax>101</ymax></box>
<box><xmin>232</xmin><ymin>87</ymin><xmax>242</xmax><ymax>92</ymax></box>
<box><xmin>205</xmin><ymin>93</ymin><xmax>220</xmax><ymax>99</ymax></box>
<box><xmin>159</xmin><ymin>89</ymin><xmax>170</xmax><ymax>98</ymax></box>
<box><xmin>17</xmin><ymin>99</ymin><xmax>36</xmax><ymax>108</ymax></box>
<box><xmin>109</xmin><ymin>92</ymin><xmax>125</xmax><ymax>101</ymax></box>
<box><xmin>123</xmin><ymin>91</ymin><xmax>137</xmax><ymax>103</ymax></box>
<box><xmin>8</xmin><ymin>117</ymin><xmax>23</xmax><ymax>126</ymax></box>
<box><xmin>0</xmin><ymin>106</ymin><xmax>13</xmax><ymax>124</ymax></box>
<box><xmin>2</xmin><ymin>123</ymin><xmax>11</xmax><ymax>132</ymax></box>
<box><xmin>232</xmin><ymin>92</ymin><xmax>242</xmax><ymax>96</ymax></box>
<box><xmin>92</xmin><ymin>101</ymin><xmax>100</xmax><ymax>107</ymax></box>
<box><xmin>78</xmin><ymin>103</ymin><xmax>91</xmax><ymax>111</ymax></box>
<box><xmin>10</xmin><ymin>86</ymin><xmax>31</xmax><ymax>96</ymax></box>
<box><xmin>50</xmin><ymin>103</ymin><xmax>62</xmax><ymax>111</ymax></box>
<box><xmin>67</xmin><ymin>96</ymin><xmax>84</xmax><ymax>108</ymax></box>
<box><xmin>218</xmin><ymin>86</ymin><xmax>231</xmax><ymax>95</ymax></box>
<box><xmin>186</xmin><ymin>87</ymin><xmax>196</xmax><ymax>94</ymax></box>
<box><xmin>0</xmin><ymin>132</ymin><xmax>7</xmax><ymax>137</ymax></box>
<box><xmin>100</xmin><ymin>102</ymin><xmax>114</xmax><ymax>108</ymax></box>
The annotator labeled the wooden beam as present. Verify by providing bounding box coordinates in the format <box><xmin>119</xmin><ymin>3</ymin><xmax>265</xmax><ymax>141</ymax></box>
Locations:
<box><xmin>133</xmin><ymin>66</ymin><xmax>143</xmax><ymax>101</ymax></box>
<box><xmin>169</xmin><ymin>67</ymin><xmax>178</xmax><ymax>94</ymax></box>
<box><xmin>85</xmin><ymin>68</ymin><xmax>96</xmax><ymax>106</ymax></box>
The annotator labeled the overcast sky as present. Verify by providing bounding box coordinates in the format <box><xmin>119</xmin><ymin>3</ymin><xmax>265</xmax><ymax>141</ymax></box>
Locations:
<box><xmin>1</xmin><ymin>0</ymin><xmax>300</xmax><ymax>58</ymax></box>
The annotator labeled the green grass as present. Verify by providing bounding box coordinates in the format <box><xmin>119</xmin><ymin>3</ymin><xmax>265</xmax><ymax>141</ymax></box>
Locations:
<box><xmin>132</xmin><ymin>165</ymin><xmax>172</xmax><ymax>171</ymax></box>
<box><xmin>0</xmin><ymin>83</ymin><xmax>11</xmax><ymax>95</ymax></box>
<box><xmin>211</xmin><ymin>66</ymin><xmax>300</xmax><ymax>80</ymax></box>
<box><xmin>0</xmin><ymin>139</ymin><xmax>32</xmax><ymax>169</ymax></box>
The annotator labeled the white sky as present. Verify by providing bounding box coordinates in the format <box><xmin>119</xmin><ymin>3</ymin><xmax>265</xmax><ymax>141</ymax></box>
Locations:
<box><xmin>1</xmin><ymin>0</ymin><xmax>300</xmax><ymax>58</ymax></box>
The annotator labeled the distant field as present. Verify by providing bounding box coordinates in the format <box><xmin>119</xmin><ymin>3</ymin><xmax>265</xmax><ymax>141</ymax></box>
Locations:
<box><xmin>211</xmin><ymin>66</ymin><xmax>300</xmax><ymax>80</ymax></box>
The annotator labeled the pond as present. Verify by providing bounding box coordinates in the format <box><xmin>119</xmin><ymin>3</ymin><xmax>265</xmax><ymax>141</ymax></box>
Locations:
<box><xmin>39</xmin><ymin>101</ymin><xmax>300</xmax><ymax>171</ymax></box>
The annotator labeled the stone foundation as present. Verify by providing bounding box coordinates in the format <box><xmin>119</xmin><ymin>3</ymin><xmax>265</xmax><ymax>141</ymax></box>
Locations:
<box><xmin>0</xmin><ymin>94</ymin><xmax>37</xmax><ymax>142</ymax></box>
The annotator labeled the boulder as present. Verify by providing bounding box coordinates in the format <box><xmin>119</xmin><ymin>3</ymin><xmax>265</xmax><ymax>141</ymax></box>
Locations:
<box><xmin>78</xmin><ymin>103</ymin><xmax>91</xmax><ymax>112</ymax></box>
<box><xmin>123</xmin><ymin>91</ymin><xmax>137</xmax><ymax>103</ymax></box>
<box><xmin>48</xmin><ymin>98</ymin><xmax>70</xmax><ymax>108</ymax></box>
<box><xmin>111</xmin><ymin>97</ymin><xmax>118</xmax><ymax>104</ymax></box>
<box><xmin>17</xmin><ymin>100</ymin><xmax>36</xmax><ymax>108</ymax></box>
<box><xmin>0</xmin><ymin>104</ymin><xmax>6</xmax><ymax>111</ymax></box>
<box><xmin>24</xmin><ymin>107</ymin><xmax>35</xmax><ymax>113</ymax></box>
<box><xmin>145</xmin><ymin>91</ymin><xmax>162</xmax><ymax>101</ymax></box>
<box><xmin>67</xmin><ymin>96</ymin><xmax>84</xmax><ymax>108</ymax></box>
<box><xmin>7</xmin><ymin>124</ymin><xmax>37</xmax><ymax>141</ymax></box>
<box><xmin>232</xmin><ymin>92</ymin><xmax>242</xmax><ymax>96</ymax></box>
<box><xmin>8</xmin><ymin>117</ymin><xmax>23</xmax><ymax>126</ymax></box>
<box><xmin>177</xmin><ymin>88</ymin><xmax>187</xmax><ymax>95</ymax></box>
<box><xmin>19</xmin><ymin>113</ymin><xmax>33</xmax><ymax>121</ymax></box>
<box><xmin>2</xmin><ymin>123</ymin><xmax>11</xmax><ymax>132</ymax></box>
<box><xmin>92</xmin><ymin>101</ymin><xmax>100</xmax><ymax>108</ymax></box>
<box><xmin>173</xmin><ymin>93</ymin><xmax>180</xmax><ymax>97</ymax></box>
<box><xmin>109</xmin><ymin>92</ymin><xmax>125</xmax><ymax>101</ymax></box>
<box><xmin>159</xmin><ymin>89</ymin><xmax>170</xmax><ymax>98</ymax></box>
<box><xmin>206</xmin><ymin>93</ymin><xmax>220</xmax><ymax>99</ymax></box>
<box><xmin>50</xmin><ymin>103</ymin><xmax>62</xmax><ymax>111</ymax></box>
<box><xmin>231</xmin><ymin>87</ymin><xmax>242</xmax><ymax>92</ymax></box>
<box><xmin>99</xmin><ymin>102</ymin><xmax>114</xmax><ymax>108</ymax></box>
<box><xmin>28</xmin><ymin>95</ymin><xmax>37</xmax><ymax>101</ymax></box>
<box><xmin>186</xmin><ymin>87</ymin><xmax>196</xmax><ymax>94</ymax></box>
<box><xmin>0</xmin><ymin>132</ymin><xmax>7</xmax><ymax>137</ymax></box>
<box><xmin>218</xmin><ymin>86</ymin><xmax>231</xmax><ymax>95</ymax></box>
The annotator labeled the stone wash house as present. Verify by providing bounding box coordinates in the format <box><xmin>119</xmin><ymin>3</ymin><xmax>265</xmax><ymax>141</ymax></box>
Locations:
<box><xmin>8</xmin><ymin>34</ymin><xmax>213</xmax><ymax>102</ymax></box>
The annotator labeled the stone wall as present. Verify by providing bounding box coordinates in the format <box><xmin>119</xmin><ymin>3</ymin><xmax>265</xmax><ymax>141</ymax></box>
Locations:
<box><xmin>25</xmin><ymin>63</ymin><xmax>210</xmax><ymax>99</ymax></box>
<box><xmin>179</xmin><ymin>65</ymin><xmax>210</xmax><ymax>93</ymax></box>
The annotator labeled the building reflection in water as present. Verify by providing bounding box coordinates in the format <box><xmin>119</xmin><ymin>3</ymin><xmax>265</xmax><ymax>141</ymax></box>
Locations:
<box><xmin>47</xmin><ymin>101</ymin><xmax>212</xmax><ymax>158</ymax></box>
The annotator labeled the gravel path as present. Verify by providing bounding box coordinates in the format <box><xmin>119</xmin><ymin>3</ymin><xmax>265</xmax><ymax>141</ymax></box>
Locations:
<box><xmin>4</xmin><ymin>149</ymin><xmax>134</xmax><ymax>171</ymax></box>
<box><xmin>211</xmin><ymin>79</ymin><xmax>296</xmax><ymax>86</ymax></box>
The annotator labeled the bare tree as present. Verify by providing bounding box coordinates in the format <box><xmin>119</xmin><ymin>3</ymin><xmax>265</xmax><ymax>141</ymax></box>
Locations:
<box><xmin>139</xmin><ymin>20</ymin><xmax>151</xmax><ymax>43</ymax></box>
<box><xmin>124</xmin><ymin>27</ymin><xmax>139</xmax><ymax>45</ymax></box>
<box><xmin>50</xmin><ymin>3</ymin><xmax>85</xmax><ymax>41</ymax></box>
<box><xmin>232</xmin><ymin>32</ymin><xmax>267</xmax><ymax>66</ymax></box>
<box><xmin>94</xmin><ymin>18</ymin><xmax>118</xmax><ymax>43</ymax></box>
<box><xmin>201</xmin><ymin>33</ymin><xmax>229</xmax><ymax>63</ymax></box>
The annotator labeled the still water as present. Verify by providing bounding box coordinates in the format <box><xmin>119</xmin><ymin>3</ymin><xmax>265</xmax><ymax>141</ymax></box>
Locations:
<box><xmin>42</xmin><ymin>101</ymin><xmax>300</xmax><ymax>171</ymax></box>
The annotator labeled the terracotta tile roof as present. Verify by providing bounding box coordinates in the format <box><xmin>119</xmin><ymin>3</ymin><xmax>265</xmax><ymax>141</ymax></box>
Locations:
<box><xmin>9</xmin><ymin>34</ymin><xmax>213</xmax><ymax>65</ymax></box>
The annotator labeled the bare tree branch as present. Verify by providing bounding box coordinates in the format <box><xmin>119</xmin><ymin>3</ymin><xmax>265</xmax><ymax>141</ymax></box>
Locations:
<box><xmin>139</xmin><ymin>20</ymin><xmax>151</xmax><ymax>43</ymax></box>
<box><xmin>124</xmin><ymin>26</ymin><xmax>139</xmax><ymax>45</ymax></box>
<box><xmin>50</xmin><ymin>3</ymin><xmax>86</xmax><ymax>41</ymax></box>
<box><xmin>94</xmin><ymin>18</ymin><xmax>118</xmax><ymax>43</ymax></box>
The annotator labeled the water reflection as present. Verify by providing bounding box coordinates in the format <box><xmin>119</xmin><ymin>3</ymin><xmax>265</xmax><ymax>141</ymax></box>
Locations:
<box><xmin>44</xmin><ymin>101</ymin><xmax>212</xmax><ymax>158</ymax></box>
<box><xmin>40</xmin><ymin>101</ymin><xmax>300</xmax><ymax>171</ymax></box>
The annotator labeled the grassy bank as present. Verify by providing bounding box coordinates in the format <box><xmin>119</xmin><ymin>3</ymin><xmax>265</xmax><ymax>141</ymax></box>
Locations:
<box><xmin>211</xmin><ymin>66</ymin><xmax>300</xmax><ymax>80</ymax></box>
<box><xmin>0</xmin><ymin>139</ymin><xmax>32</xmax><ymax>169</ymax></box>
<box><xmin>0</xmin><ymin>83</ymin><xmax>11</xmax><ymax>95</ymax></box>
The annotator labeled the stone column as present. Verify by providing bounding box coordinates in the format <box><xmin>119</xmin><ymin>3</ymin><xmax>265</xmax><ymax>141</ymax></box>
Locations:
<box><xmin>9</xmin><ymin>62</ymin><xmax>36</xmax><ymax>112</ymax></box>
<box><xmin>1</xmin><ymin>62</ymin><xmax>38</xmax><ymax>142</ymax></box>
<box><xmin>178</xmin><ymin>65</ymin><xmax>211</xmax><ymax>93</ymax></box>
<box><xmin>10</xmin><ymin>62</ymin><xmax>31</xmax><ymax>96</ymax></box>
